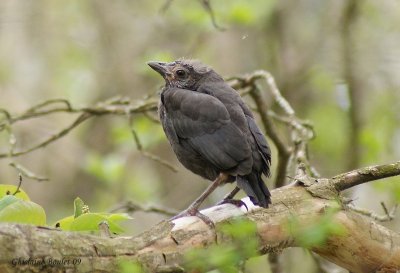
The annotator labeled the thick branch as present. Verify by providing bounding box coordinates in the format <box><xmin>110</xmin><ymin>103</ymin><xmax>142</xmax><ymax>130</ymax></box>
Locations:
<box><xmin>1</xmin><ymin>163</ymin><xmax>399</xmax><ymax>273</ymax></box>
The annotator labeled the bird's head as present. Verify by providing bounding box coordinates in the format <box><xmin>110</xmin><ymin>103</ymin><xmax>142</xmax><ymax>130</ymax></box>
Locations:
<box><xmin>147</xmin><ymin>59</ymin><xmax>220</xmax><ymax>90</ymax></box>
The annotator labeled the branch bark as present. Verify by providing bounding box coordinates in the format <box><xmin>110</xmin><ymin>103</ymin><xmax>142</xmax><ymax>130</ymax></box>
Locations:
<box><xmin>1</xmin><ymin>161</ymin><xmax>399</xmax><ymax>273</ymax></box>
<box><xmin>333</xmin><ymin>161</ymin><xmax>400</xmax><ymax>191</ymax></box>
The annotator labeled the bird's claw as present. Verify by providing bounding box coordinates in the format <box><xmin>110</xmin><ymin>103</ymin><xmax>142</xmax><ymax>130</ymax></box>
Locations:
<box><xmin>170</xmin><ymin>208</ymin><xmax>215</xmax><ymax>228</ymax></box>
<box><xmin>217</xmin><ymin>199</ymin><xmax>248</xmax><ymax>211</ymax></box>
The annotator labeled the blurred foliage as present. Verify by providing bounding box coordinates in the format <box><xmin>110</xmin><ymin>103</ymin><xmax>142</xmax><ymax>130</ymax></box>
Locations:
<box><xmin>309</xmin><ymin>104</ymin><xmax>349</xmax><ymax>170</ymax></box>
<box><xmin>374</xmin><ymin>177</ymin><xmax>400</xmax><ymax>202</ymax></box>
<box><xmin>84</xmin><ymin>116</ymin><xmax>165</xmax><ymax>203</ymax></box>
<box><xmin>286</xmin><ymin>207</ymin><xmax>346</xmax><ymax>249</ymax></box>
<box><xmin>128</xmin><ymin>116</ymin><xmax>166</xmax><ymax>149</ymax></box>
<box><xmin>184</xmin><ymin>219</ymin><xmax>260</xmax><ymax>273</ymax></box>
<box><xmin>118</xmin><ymin>259</ymin><xmax>144</xmax><ymax>273</ymax></box>
<box><xmin>85</xmin><ymin>152</ymin><xmax>125</xmax><ymax>186</ymax></box>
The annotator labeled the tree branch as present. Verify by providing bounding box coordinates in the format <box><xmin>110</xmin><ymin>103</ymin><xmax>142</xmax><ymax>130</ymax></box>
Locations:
<box><xmin>1</xmin><ymin>162</ymin><xmax>399</xmax><ymax>273</ymax></box>
<box><xmin>229</xmin><ymin>70</ymin><xmax>316</xmax><ymax>189</ymax></box>
<box><xmin>0</xmin><ymin>113</ymin><xmax>91</xmax><ymax>159</ymax></box>
<box><xmin>249</xmin><ymin>85</ymin><xmax>292</xmax><ymax>188</ymax></box>
<box><xmin>332</xmin><ymin>161</ymin><xmax>400</xmax><ymax>191</ymax></box>
<box><xmin>0</xmin><ymin>97</ymin><xmax>157</xmax><ymax>158</ymax></box>
<box><xmin>109</xmin><ymin>200</ymin><xmax>179</xmax><ymax>217</ymax></box>
<box><xmin>0</xmin><ymin>96</ymin><xmax>157</xmax><ymax>130</ymax></box>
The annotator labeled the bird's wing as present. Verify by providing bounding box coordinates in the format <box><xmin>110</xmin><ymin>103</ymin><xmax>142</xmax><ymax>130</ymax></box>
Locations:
<box><xmin>162</xmin><ymin>88</ymin><xmax>252</xmax><ymax>172</ymax></box>
<box><xmin>246</xmin><ymin>115</ymin><xmax>271</xmax><ymax>176</ymax></box>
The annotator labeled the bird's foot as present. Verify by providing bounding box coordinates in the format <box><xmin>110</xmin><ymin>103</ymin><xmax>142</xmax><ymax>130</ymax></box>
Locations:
<box><xmin>170</xmin><ymin>207</ymin><xmax>215</xmax><ymax>228</ymax></box>
<box><xmin>217</xmin><ymin>199</ymin><xmax>248</xmax><ymax>211</ymax></box>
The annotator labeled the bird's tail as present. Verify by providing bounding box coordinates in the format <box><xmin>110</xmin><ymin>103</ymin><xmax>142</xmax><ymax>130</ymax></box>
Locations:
<box><xmin>237</xmin><ymin>173</ymin><xmax>271</xmax><ymax>208</ymax></box>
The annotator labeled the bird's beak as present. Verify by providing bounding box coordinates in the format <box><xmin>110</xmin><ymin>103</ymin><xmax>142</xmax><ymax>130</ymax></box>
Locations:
<box><xmin>147</xmin><ymin>61</ymin><xmax>172</xmax><ymax>78</ymax></box>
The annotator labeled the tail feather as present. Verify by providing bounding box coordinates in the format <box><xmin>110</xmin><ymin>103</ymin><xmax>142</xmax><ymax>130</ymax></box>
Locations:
<box><xmin>237</xmin><ymin>173</ymin><xmax>271</xmax><ymax>208</ymax></box>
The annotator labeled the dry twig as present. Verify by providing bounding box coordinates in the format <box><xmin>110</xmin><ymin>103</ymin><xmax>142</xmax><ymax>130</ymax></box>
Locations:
<box><xmin>348</xmin><ymin>202</ymin><xmax>398</xmax><ymax>222</ymax></box>
<box><xmin>109</xmin><ymin>200</ymin><xmax>178</xmax><ymax>217</ymax></box>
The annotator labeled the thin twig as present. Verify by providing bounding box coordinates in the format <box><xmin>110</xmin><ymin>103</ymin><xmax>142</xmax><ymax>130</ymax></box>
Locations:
<box><xmin>380</xmin><ymin>202</ymin><xmax>392</xmax><ymax>218</ymax></box>
<box><xmin>12</xmin><ymin>174</ymin><xmax>23</xmax><ymax>195</ymax></box>
<box><xmin>140</xmin><ymin>151</ymin><xmax>179</xmax><ymax>173</ymax></box>
<box><xmin>24</xmin><ymin>99</ymin><xmax>72</xmax><ymax>114</ymax></box>
<box><xmin>0</xmin><ymin>97</ymin><xmax>158</xmax><ymax>128</ymax></box>
<box><xmin>230</xmin><ymin>70</ymin><xmax>317</xmax><ymax>187</ymax></box>
<box><xmin>252</xmin><ymin>71</ymin><xmax>316</xmax><ymax>178</ymax></box>
<box><xmin>0</xmin><ymin>97</ymin><xmax>157</xmax><ymax>159</ymax></box>
<box><xmin>130</xmin><ymin>125</ymin><xmax>143</xmax><ymax>151</ymax></box>
<box><xmin>199</xmin><ymin>0</ymin><xmax>226</xmax><ymax>31</ymax></box>
<box><xmin>348</xmin><ymin>203</ymin><xmax>398</xmax><ymax>222</ymax></box>
<box><xmin>109</xmin><ymin>200</ymin><xmax>178</xmax><ymax>217</ymax></box>
<box><xmin>251</xmin><ymin>70</ymin><xmax>295</xmax><ymax>116</ymax></box>
<box><xmin>160</xmin><ymin>0</ymin><xmax>225</xmax><ymax>31</ymax></box>
<box><xmin>129</xmin><ymin>116</ymin><xmax>178</xmax><ymax>173</ymax></box>
<box><xmin>9</xmin><ymin>162</ymin><xmax>49</xmax><ymax>182</ymax></box>
<box><xmin>142</xmin><ymin>111</ymin><xmax>160</xmax><ymax>124</ymax></box>
<box><xmin>0</xmin><ymin>113</ymin><xmax>91</xmax><ymax>159</ymax></box>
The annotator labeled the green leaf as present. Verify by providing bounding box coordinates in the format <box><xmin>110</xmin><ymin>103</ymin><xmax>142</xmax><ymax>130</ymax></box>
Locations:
<box><xmin>69</xmin><ymin>213</ymin><xmax>127</xmax><ymax>234</ymax></box>
<box><xmin>0</xmin><ymin>195</ymin><xmax>20</xmax><ymax>211</ymax></box>
<box><xmin>106</xmin><ymin>212</ymin><xmax>132</xmax><ymax>222</ymax></box>
<box><xmin>74</xmin><ymin>197</ymin><xmax>86</xmax><ymax>218</ymax></box>
<box><xmin>0</xmin><ymin>184</ymin><xmax>30</xmax><ymax>200</ymax></box>
<box><xmin>54</xmin><ymin>215</ymin><xmax>74</xmax><ymax>230</ymax></box>
<box><xmin>0</xmin><ymin>199</ymin><xmax>46</xmax><ymax>225</ymax></box>
<box><xmin>54</xmin><ymin>197</ymin><xmax>131</xmax><ymax>233</ymax></box>
<box><xmin>55</xmin><ymin>212</ymin><xmax>131</xmax><ymax>234</ymax></box>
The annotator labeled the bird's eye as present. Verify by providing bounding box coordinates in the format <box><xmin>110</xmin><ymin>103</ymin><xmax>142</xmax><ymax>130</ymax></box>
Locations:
<box><xmin>176</xmin><ymin>69</ymin><xmax>187</xmax><ymax>78</ymax></box>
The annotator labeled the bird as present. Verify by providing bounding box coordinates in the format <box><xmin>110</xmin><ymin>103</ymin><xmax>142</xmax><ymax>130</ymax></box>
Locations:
<box><xmin>148</xmin><ymin>59</ymin><xmax>271</xmax><ymax>222</ymax></box>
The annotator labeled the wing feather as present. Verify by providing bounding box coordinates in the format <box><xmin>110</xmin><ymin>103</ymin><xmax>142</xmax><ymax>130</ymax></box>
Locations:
<box><xmin>161</xmin><ymin>87</ymin><xmax>252</xmax><ymax>173</ymax></box>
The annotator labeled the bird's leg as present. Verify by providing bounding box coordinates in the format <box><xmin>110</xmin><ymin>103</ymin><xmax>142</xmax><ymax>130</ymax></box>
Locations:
<box><xmin>216</xmin><ymin>186</ymin><xmax>248</xmax><ymax>211</ymax></box>
<box><xmin>221</xmin><ymin>186</ymin><xmax>240</xmax><ymax>200</ymax></box>
<box><xmin>171</xmin><ymin>173</ymin><xmax>229</xmax><ymax>227</ymax></box>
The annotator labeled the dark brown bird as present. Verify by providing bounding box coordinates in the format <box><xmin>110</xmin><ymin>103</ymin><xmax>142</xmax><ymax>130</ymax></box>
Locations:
<box><xmin>148</xmin><ymin>59</ymin><xmax>271</xmax><ymax>220</ymax></box>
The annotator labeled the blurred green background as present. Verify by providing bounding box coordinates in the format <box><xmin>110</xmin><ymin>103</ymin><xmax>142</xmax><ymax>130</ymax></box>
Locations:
<box><xmin>0</xmin><ymin>1</ymin><xmax>399</xmax><ymax>272</ymax></box>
